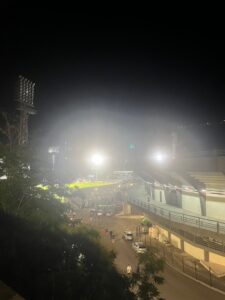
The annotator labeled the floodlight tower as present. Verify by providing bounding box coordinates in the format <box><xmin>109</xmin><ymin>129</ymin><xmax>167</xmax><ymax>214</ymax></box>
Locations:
<box><xmin>172</xmin><ymin>131</ymin><xmax>178</xmax><ymax>159</ymax></box>
<box><xmin>16</xmin><ymin>75</ymin><xmax>36</xmax><ymax>145</ymax></box>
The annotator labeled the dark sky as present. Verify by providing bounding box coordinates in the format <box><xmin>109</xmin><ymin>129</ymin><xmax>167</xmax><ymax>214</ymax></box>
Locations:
<box><xmin>1</xmin><ymin>5</ymin><xmax>225</xmax><ymax>154</ymax></box>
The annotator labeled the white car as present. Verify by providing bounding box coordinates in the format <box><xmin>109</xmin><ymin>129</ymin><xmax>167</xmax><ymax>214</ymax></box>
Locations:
<box><xmin>132</xmin><ymin>242</ymin><xmax>147</xmax><ymax>253</ymax></box>
<box><xmin>106</xmin><ymin>211</ymin><xmax>113</xmax><ymax>216</ymax></box>
<box><xmin>123</xmin><ymin>231</ymin><xmax>133</xmax><ymax>241</ymax></box>
<box><xmin>97</xmin><ymin>210</ymin><xmax>103</xmax><ymax>216</ymax></box>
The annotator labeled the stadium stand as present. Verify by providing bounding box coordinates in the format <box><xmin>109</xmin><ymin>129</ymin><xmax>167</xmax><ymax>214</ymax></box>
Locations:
<box><xmin>189</xmin><ymin>172</ymin><xmax>225</xmax><ymax>191</ymax></box>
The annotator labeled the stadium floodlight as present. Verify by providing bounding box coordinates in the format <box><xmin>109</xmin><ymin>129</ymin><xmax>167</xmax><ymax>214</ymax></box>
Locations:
<box><xmin>16</xmin><ymin>75</ymin><xmax>36</xmax><ymax>145</ymax></box>
<box><xmin>91</xmin><ymin>153</ymin><xmax>104</xmax><ymax>166</ymax></box>
<box><xmin>90</xmin><ymin>153</ymin><xmax>105</xmax><ymax>180</ymax></box>
<box><xmin>152</xmin><ymin>152</ymin><xmax>167</xmax><ymax>163</ymax></box>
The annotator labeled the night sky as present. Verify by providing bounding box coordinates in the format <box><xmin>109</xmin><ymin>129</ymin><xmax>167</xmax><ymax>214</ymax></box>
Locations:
<box><xmin>1</xmin><ymin>5</ymin><xmax>225</xmax><ymax>156</ymax></box>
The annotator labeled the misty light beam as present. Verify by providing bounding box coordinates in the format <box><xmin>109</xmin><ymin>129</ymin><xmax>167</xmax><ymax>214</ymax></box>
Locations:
<box><xmin>152</xmin><ymin>152</ymin><xmax>167</xmax><ymax>163</ymax></box>
<box><xmin>91</xmin><ymin>153</ymin><xmax>104</xmax><ymax>166</ymax></box>
<box><xmin>90</xmin><ymin>153</ymin><xmax>105</xmax><ymax>180</ymax></box>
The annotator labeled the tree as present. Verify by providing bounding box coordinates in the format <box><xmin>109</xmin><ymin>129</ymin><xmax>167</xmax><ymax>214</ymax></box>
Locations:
<box><xmin>0</xmin><ymin>112</ymin><xmax>18</xmax><ymax>151</ymax></box>
<box><xmin>0</xmin><ymin>144</ymin><xmax>137</xmax><ymax>299</ymax></box>
<box><xmin>0</xmin><ymin>144</ymin><xmax>71</xmax><ymax>227</ymax></box>
<box><xmin>141</xmin><ymin>218</ymin><xmax>152</xmax><ymax>228</ymax></box>
<box><xmin>0</xmin><ymin>212</ymin><xmax>136</xmax><ymax>300</ymax></box>
<box><xmin>130</xmin><ymin>252</ymin><xmax>165</xmax><ymax>300</ymax></box>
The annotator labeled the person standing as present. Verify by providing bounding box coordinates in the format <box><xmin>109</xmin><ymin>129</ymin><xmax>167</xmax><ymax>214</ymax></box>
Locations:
<box><xmin>127</xmin><ymin>265</ymin><xmax>132</xmax><ymax>275</ymax></box>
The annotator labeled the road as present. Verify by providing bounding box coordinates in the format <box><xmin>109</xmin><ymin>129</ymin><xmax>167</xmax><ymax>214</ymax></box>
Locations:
<box><xmin>114</xmin><ymin>237</ymin><xmax>138</xmax><ymax>273</ymax></box>
<box><xmin>160</xmin><ymin>265</ymin><xmax>225</xmax><ymax>300</ymax></box>
<box><xmin>111</xmin><ymin>236</ymin><xmax>225</xmax><ymax>300</ymax></box>
<box><xmin>96</xmin><ymin>214</ymin><xmax>225</xmax><ymax>300</ymax></box>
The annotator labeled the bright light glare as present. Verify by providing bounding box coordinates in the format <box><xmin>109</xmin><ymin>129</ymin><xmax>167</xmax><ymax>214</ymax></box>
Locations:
<box><xmin>91</xmin><ymin>153</ymin><xmax>104</xmax><ymax>166</ymax></box>
<box><xmin>153</xmin><ymin>152</ymin><xmax>167</xmax><ymax>163</ymax></box>
<box><xmin>48</xmin><ymin>146</ymin><xmax>59</xmax><ymax>154</ymax></box>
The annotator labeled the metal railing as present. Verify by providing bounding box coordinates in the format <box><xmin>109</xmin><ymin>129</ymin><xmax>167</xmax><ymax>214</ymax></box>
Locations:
<box><xmin>141</xmin><ymin>234</ymin><xmax>225</xmax><ymax>293</ymax></box>
<box><xmin>128</xmin><ymin>196</ymin><xmax>225</xmax><ymax>236</ymax></box>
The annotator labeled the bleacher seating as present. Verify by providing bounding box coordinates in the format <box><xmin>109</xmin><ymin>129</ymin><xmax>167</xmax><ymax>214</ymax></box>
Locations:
<box><xmin>170</xmin><ymin>172</ymin><xmax>192</xmax><ymax>187</ymax></box>
<box><xmin>188</xmin><ymin>172</ymin><xmax>225</xmax><ymax>191</ymax></box>
<box><xmin>138</xmin><ymin>169</ymin><xmax>181</xmax><ymax>187</ymax></box>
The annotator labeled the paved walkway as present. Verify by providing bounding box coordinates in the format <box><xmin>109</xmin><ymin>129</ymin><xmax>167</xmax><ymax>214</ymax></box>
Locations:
<box><xmin>200</xmin><ymin>261</ymin><xmax>225</xmax><ymax>278</ymax></box>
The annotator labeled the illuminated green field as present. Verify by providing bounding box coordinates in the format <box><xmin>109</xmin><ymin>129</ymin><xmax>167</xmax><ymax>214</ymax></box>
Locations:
<box><xmin>66</xmin><ymin>181</ymin><xmax>113</xmax><ymax>189</ymax></box>
<box><xmin>37</xmin><ymin>181</ymin><xmax>113</xmax><ymax>191</ymax></box>
<box><xmin>36</xmin><ymin>181</ymin><xmax>113</xmax><ymax>203</ymax></box>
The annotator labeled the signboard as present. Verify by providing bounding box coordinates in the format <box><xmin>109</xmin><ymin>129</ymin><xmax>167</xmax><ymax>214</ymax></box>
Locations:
<box><xmin>128</xmin><ymin>144</ymin><xmax>135</xmax><ymax>150</ymax></box>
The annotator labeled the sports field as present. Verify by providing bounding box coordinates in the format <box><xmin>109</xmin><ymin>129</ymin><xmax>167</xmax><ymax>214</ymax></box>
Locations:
<box><xmin>66</xmin><ymin>181</ymin><xmax>113</xmax><ymax>189</ymax></box>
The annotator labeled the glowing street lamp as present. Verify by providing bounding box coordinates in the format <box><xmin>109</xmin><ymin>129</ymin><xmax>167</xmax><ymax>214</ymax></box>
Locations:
<box><xmin>152</xmin><ymin>152</ymin><xmax>167</xmax><ymax>163</ymax></box>
<box><xmin>91</xmin><ymin>153</ymin><xmax>104</xmax><ymax>166</ymax></box>
<box><xmin>154</xmin><ymin>153</ymin><xmax>165</xmax><ymax>162</ymax></box>
<box><xmin>90</xmin><ymin>153</ymin><xmax>105</xmax><ymax>180</ymax></box>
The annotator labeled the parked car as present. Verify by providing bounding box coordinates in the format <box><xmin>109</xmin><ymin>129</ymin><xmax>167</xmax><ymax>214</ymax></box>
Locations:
<box><xmin>106</xmin><ymin>211</ymin><xmax>113</xmax><ymax>216</ymax></box>
<box><xmin>97</xmin><ymin>210</ymin><xmax>103</xmax><ymax>216</ymax></box>
<box><xmin>123</xmin><ymin>231</ymin><xmax>133</xmax><ymax>241</ymax></box>
<box><xmin>132</xmin><ymin>242</ymin><xmax>147</xmax><ymax>253</ymax></box>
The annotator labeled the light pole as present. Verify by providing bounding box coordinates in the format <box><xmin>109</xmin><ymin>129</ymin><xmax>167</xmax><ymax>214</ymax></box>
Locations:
<box><xmin>153</xmin><ymin>152</ymin><xmax>167</xmax><ymax>163</ymax></box>
<box><xmin>91</xmin><ymin>153</ymin><xmax>104</xmax><ymax>181</ymax></box>
<box><xmin>48</xmin><ymin>146</ymin><xmax>59</xmax><ymax>171</ymax></box>
<box><xmin>150</xmin><ymin>151</ymin><xmax>170</xmax><ymax>169</ymax></box>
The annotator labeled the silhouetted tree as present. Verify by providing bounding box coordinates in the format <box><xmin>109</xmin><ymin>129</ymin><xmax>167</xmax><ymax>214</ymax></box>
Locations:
<box><xmin>0</xmin><ymin>145</ymin><xmax>136</xmax><ymax>299</ymax></box>
<box><xmin>0</xmin><ymin>112</ymin><xmax>19</xmax><ymax>151</ymax></box>
<box><xmin>0</xmin><ymin>213</ymin><xmax>135</xmax><ymax>300</ymax></box>
<box><xmin>130</xmin><ymin>252</ymin><xmax>165</xmax><ymax>300</ymax></box>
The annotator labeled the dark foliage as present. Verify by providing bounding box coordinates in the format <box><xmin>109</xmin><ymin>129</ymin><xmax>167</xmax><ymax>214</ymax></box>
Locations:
<box><xmin>0</xmin><ymin>212</ymin><xmax>134</xmax><ymax>300</ymax></box>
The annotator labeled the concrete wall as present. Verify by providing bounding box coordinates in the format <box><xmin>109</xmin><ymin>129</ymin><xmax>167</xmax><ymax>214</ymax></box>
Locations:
<box><xmin>184</xmin><ymin>241</ymin><xmax>204</xmax><ymax>260</ymax></box>
<box><xmin>149</xmin><ymin>226</ymin><xmax>159</xmax><ymax>239</ymax></box>
<box><xmin>165</xmin><ymin>190</ymin><xmax>180</xmax><ymax>207</ymax></box>
<box><xmin>157</xmin><ymin>226</ymin><xmax>203</xmax><ymax>259</ymax></box>
<box><xmin>206</xmin><ymin>196</ymin><xmax>225</xmax><ymax>221</ymax></box>
<box><xmin>158</xmin><ymin>227</ymin><xmax>169</xmax><ymax>243</ymax></box>
<box><xmin>170</xmin><ymin>233</ymin><xmax>182</xmax><ymax>249</ymax></box>
<box><xmin>153</xmin><ymin>225</ymin><xmax>225</xmax><ymax>266</ymax></box>
<box><xmin>154</xmin><ymin>189</ymin><xmax>166</xmax><ymax>204</ymax></box>
<box><xmin>123</xmin><ymin>203</ymin><xmax>132</xmax><ymax>215</ymax></box>
<box><xmin>182</xmin><ymin>193</ymin><xmax>202</xmax><ymax>215</ymax></box>
<box><xmin>157</xmin><ymin>226</ymin><xmax>181</xmax><ymax>249</ymax></box>
<box><xmin>160</xmin><ymin>228</ymin><xmax>169</xmax><ymax>240</ymax></box>
<box><xmin>209</xmin><ymin>252</ymin><xmax>225</xmax><ymax>267</ymax></box>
